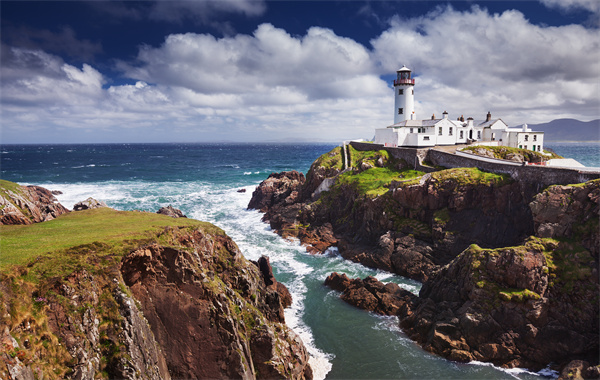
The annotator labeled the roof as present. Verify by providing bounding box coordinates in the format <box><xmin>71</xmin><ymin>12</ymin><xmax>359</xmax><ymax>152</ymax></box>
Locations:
<box><xmin>388</xmin><ymin>118</ymin><xmax>446</xmax><ymax>128</ymax></box>
<box><xmin>476</xmin><ymin>118</ymin><xmax>508</xmax><ymax>129</ymax></box>
<box><xmin>397</xmin><ymin>65</ymin><xmax>411</xmax><ymax>72</ymax></box>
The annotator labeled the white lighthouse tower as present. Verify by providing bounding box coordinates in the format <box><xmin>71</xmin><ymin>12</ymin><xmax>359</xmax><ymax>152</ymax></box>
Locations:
<box><xmin>393</xmin><ymin>66</ymin><xmax>415</xmax><ymax>123</ymax></box>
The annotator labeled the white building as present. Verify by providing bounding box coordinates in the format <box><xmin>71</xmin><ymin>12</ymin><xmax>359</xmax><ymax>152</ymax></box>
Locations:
<box><xmin>375</xmin><ymin>67</ymin><xmax>544</xmax><ymax>151</ymax></box>
<box><xmin>502</xmin><ymin>124</ymin><xmax>545</xmax><ymax>152</ymax></box>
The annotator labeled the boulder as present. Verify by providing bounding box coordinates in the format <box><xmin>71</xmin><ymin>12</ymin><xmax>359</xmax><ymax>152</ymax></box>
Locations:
<box><xmin>156</xmin><ymin>205</ymin><xmax>186</xmax><ymax>218</ymax></box>
<box><xmin>73</xmin><ymin>197</ymin><xmax>107</xmax><ymax>211</ymax></box>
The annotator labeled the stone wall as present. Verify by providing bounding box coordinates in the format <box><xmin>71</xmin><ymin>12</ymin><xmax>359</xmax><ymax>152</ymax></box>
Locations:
<box><xmin>348</xmin><ymin>141</ymin><xmax>600</xmax><ymax>186</ymax></box>
<box><xmin>427</xmin><ymin>149</ymin><xmax>600</xmax><ymax>186</ymax></box>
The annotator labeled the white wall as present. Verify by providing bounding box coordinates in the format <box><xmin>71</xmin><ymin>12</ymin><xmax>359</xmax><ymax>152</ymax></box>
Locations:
<box><xmin>394</xmin><ymin>85</ymin><xmax>415</xmax><ymax>124</ymax></box>
<box><xmin>434</xmin><ymin>119</ymin><xmax>459</xmax><ymax>145</ymax></box>
<box><xmin>374</xmin><ymin>128</ymin><xmax>398</xmax><ymax>146</ymax></box>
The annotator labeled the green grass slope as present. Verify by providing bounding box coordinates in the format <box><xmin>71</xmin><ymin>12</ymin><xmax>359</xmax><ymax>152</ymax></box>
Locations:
<box><xmin>0</xmin><ymin>207</ymin><xmax>216</xmax><ymax>271</ymax></box>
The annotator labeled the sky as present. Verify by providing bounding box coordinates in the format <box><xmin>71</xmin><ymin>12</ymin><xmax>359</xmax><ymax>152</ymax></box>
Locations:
<box><xmin>1</xmin><ymin>0</ymin><xmax>599</xmax><ymax>144</ymax></box>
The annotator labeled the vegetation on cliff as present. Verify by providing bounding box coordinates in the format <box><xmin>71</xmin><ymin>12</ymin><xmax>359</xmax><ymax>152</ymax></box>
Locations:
<box><xmin>461</xmin><ymin>145</ymin><xmax>562</xmax><ymax>163</ymax></box>
<box><xmin>1</xmin><ymin>207</ymin><xmax>312</xmax><ymax>379</ymax></box>
<box><xmin>249</xmin><ymin>145</ymin><xmax>599</xmax><ymax>374</ymax></box>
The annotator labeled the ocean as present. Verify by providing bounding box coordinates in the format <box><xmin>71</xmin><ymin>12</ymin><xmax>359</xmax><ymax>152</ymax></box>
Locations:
<box><xmin>2</xmin><ymin>142</ymin><xmax>594</xmax><ymax>379</ymax></box>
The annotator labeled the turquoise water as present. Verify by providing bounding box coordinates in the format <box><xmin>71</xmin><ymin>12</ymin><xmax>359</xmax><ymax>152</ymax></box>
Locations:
<box><xmin>0</xmin><ymin>143</ymin><xmax>572</xmax><ymax>379</ymax></box>
<box><xmin>545</xmin><ymin>142</ymin><xmax>600</xmax><ymax>167</ymax></box>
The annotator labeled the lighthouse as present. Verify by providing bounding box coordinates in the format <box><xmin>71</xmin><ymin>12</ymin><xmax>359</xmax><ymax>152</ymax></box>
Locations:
<box><xmin>393</xmin><ymin>66</ymin><xmax>415</xmax><ymax>123</ymax></box>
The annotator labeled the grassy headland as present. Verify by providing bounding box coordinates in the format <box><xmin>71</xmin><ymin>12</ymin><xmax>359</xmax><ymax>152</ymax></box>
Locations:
<box><xmin>0</xmin><ymin>207</ymin><xmax>215</xmax><ymax>272</ymax></box>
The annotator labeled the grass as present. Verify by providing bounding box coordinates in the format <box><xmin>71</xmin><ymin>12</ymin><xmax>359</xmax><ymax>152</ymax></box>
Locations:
<box><xmin>311</xmin><ymin>146</ymin><xmax>344</xmax><ymax>170</ymax></box>
<box><xmin>461</xmin><ymin>145</ymin><xmax>561</xmax><ymax>162</ymax></box>
<box><xmin>337</xmin><ymin>167</ymin><xmax>424</xmax><ymax>197</ymax></box>
<box><xmin>431</xmin><ymin>167</ymin><xmax>513</xmax><ymax>187</ymax></box>
<box><xmin>0</xmin><ymin>208</ymin><xmax>216</xmax><ymax>271</ymax></box>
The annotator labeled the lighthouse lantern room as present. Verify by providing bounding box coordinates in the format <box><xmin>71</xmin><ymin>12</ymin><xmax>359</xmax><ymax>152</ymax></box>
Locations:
<box><xmin>394</xmin><ymin>65</ymin><xmax>415</xmax><ymax>123</ymax></box>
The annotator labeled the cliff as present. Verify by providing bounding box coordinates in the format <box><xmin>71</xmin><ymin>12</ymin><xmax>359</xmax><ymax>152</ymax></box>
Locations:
<box><xmin>249</xmin><ymin>146</ymin><xmax>599</xmax><ymax>375</ymax></box>
<box><xmin>249</xmin><ymin>146</ymin><xmax>535</xmax><ymax>281</ymax></box>
<box><xmin>1</xmin><ymin>201</ymin><xmax>312</xmax><ymax>379</ymax></box>
<box><xmin>0</xmin><ymin>179</ymin><xmax>69</xmax><ymax>225</ymax></box>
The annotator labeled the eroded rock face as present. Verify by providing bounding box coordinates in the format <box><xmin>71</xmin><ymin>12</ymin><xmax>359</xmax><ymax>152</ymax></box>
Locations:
<box><xmin>1</xmin><ymin>225</ymin><xmax>311</xmax><ymax>380</ymax></box>
<box><xmin>530</xmin><ymin>180</ymin><xmax>599</xmax><ymax>256</ymax></box>
<box><xmin>120</xmin><ymin>230</ymin><xmax>312</xmax><ymax>379</ymax></box>
<box><xmin>248</xmin><ymin>171</ymin><xmax>305</xmax><ymax>213</ymax></box>
<box><xmin>0</xmin><ymin>184</ymin><xmax>69</xmax><ymax>225</ymax></box>
<box><xmin>321</xmin><ymin>179</ymin><xmax>599</xmax><ymax>373</ymax></box>
<box><xmin>249</xmin><ymin>163</ymin><xmax>534</xmax><ymax>282</ymax></box>
<box><xmin>326</xmin><ymin>237</ymin><xmax>599</xmax><ymax>372</ymax></box>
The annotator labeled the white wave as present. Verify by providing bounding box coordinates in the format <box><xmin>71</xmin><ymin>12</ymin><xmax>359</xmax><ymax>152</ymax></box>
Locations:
<box><xmin>467</xmin><ymin>360</ymin><xmax>557</xmax><ymax>379</ymax></box>
<box><xmin>243</xmin><ymin>172</ymin><xmax>252</xmax><ymax>175</ymax></box>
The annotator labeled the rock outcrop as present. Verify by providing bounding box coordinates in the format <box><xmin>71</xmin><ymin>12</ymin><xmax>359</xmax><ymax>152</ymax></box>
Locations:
<box><xmin>73</xmin><ymin>197</ymin><xmax>108</xmax><ymax>211</ymax></box>
<box><xmin>249</xmin><ymin>148</ymin><xmax>534</xmax><ymax>282</ymax></box>
<box><xmin>0</xmin><ymin>181</ymin><xmax>69</xmax><ymax>225</ymax></box>
<box><xmin>324</xmin><ymin>180</ymin><xmax>599</xmax><ymax>374</ymax></box>
<box><xmin>249</xmin><ymin>146</ymin><xmax>598</xmax><ymax>374</ymax></box>
<box><xmin>156</xmin><ymin>205</ymin><xmax>187</xmax><ymax>218</ymax></box>
<box><xmin>1</xmin><ymin>215</ymin><xmax>312</xmax><ymax>379</ymax></box>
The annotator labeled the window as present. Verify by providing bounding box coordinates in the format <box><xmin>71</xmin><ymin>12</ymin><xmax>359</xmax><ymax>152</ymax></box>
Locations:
<box><xmin>533</xmin><ymin>135</ymin><xmax>537</xmax><ymax>141</ymax></box>
<box><xmin>424</xmin><ymin>136</ymin><xmax>430</xmax><ymax>141</ymax></box>
<box><xmin>412</xmin><ymin>89</ymin><xmax>414</xmax><ymax>95</ymax></box>
<box><xmin>398</xmin><ymin>108</ymin><xmax>403</xmax><ymax>115</ymax></box>
<box><xmin>477</xmin><ymin>131</ymin><xmax>481</xmax><ymax>139</ymax></box>
<box><xmin>492</xmin><ymin>133</ymin><xmax>495</xmax><ymax>141</ymax></box>
<box><xmin>438</xmin><ymin>127</ymin><xmax>443</xmax><ymax>135</ymax></box>
<box><xmin>460</xmin><ymin>131</ymin><xmax>464</xmax><ymax>139</ymax></box>
<box><xmin>399</xmin><ymin>89</ymin><xmax>404</xmax><ymax>95</ymax></box>
<box><xmin>449</xmin><ymin>127</ymin><xmax>453</xmax><ymax>136</ymax></box>
<box><xmin>524</xmin><ymin>135</ymin><xmax>529</xmax><ymax>141</ymax></box>
<box><xmin>538</xmin><ymin>145</ymin><xmax>541</xmax><ymax>151</ymax></box>
<box><xmin>409</xmin><ymin>128</ymin><xmax>413</xmax><ymax>133</ymax></box>
<box><xmin>519</xmin><ymin>145</ymin><xmax>522</xmax><ymax>149</ymax></box>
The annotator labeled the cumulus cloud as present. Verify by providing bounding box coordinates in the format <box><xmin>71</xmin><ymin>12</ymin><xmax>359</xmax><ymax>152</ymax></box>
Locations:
<box><xmin>1</xmin><ymin>46</ymin><xmax>105</xmax><ymax>107</ymax></box>
<box><xmin>371</xmin><ymin>5</ymin><xmax>600</xmax><ymax>123</ymax></box>
<box><xmin>1</xmin><ymin>24</ymin><xmax>390</xmax><ymax>143</ymax></box>
<box><xmin>122</xmin><ymin>23</ymin><xmax>381</xmax><ymax>101</ymax></box>
<box><xmin>2</xmin><ymin>6</ymin><xmax>599</xmax><ymax>143</ymax></box>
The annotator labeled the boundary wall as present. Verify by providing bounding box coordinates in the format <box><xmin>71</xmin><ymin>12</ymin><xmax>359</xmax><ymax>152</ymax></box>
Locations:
<box><xmin>349</xmin><ymin>141</ymin><xmax>600</xmax><ymax>186</ymax></box>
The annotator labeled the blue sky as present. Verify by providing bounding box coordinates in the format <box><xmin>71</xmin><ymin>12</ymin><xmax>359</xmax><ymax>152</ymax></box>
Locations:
<box><xmin>1</xmin><ymin>0</ymin><xmax>599</xmax><ymax>143</ymax></box>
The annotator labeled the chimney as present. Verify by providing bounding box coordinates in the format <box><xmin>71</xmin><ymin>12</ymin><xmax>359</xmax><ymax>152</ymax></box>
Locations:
<box><xmin>460</xmin><ymin>115</ymin><xmax>465</xmax><ymax>122</ymax></box>
<box><xmin>443</xmin><ymin>111</ymin><xmax>448</xmax><ymax>119</ymax></box>
<box><xmin>522</xmin><ymin>123</ymin><xmax>528</xmax><ymax>132</ymax></box>
<box><xmin>431</xmin><ymin>113</ymin><xmax>435</xmax><ymax>120</ymax></box>
<box><xmin>486</xmin><ymin>111</ymin><xmax>491</xmax><ymax>122</ymax></box>
<box><xmin>467</xmin><ymin>117</ymin><xmax>474</xmax><ymax>127</ymax></box>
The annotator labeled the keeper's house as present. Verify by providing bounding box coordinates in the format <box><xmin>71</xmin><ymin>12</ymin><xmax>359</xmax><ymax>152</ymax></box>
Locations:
<box><xmin>374</xmin><ymin>66</ymin><xmax>544</xmax><ymax>152</ymax></box>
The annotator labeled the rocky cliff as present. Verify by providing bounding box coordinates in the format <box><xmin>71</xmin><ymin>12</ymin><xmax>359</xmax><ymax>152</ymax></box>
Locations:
<box><xmin>0</xmin><ymin>180</ymin><xmax>69</xmax><ymax>225</ymax></box>
<box><xmin>1</xmin><ymin>188</ymin><xmax>312</xmax><ymax>379</ymax></box>
<box><xmin>249</xmin><ymin>146</ymin><xmax>535</xmax><ymax>281</ymax></box>
<box><xmin>249</xmin><ymin>146</ymin><xmax>599</xmax><ymax>375</ymax></box>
